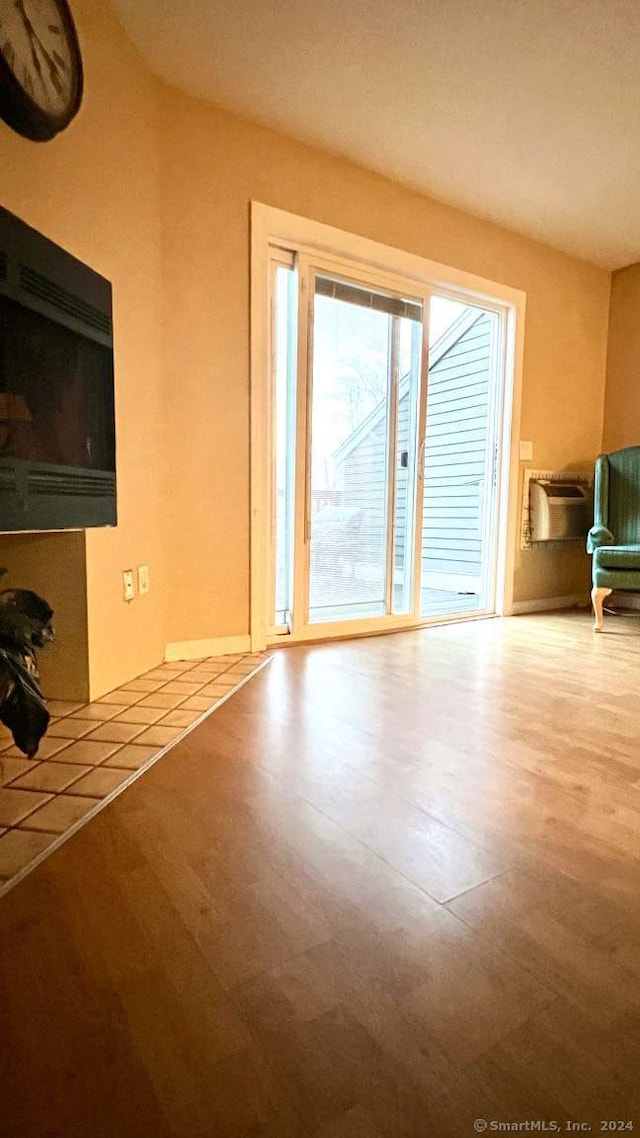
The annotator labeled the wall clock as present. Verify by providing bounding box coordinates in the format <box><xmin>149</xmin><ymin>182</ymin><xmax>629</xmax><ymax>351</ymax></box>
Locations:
<box><xmin>0</xmin><ymin>0</ymin><xmax>83</xmax><ymax>142</ymax></box>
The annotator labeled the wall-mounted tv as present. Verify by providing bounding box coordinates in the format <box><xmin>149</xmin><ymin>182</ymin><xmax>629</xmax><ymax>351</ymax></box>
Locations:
<box><xmin>0</xmin><ymin>206</ymin><xmax>116</xmax><ymax>532</ymax></box>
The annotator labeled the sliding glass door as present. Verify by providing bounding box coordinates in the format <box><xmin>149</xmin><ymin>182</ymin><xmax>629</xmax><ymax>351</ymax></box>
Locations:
<box><xmin>268</xmin><ymin>250</ymin><xmax>505</xmax><ymax>643</ymax></box>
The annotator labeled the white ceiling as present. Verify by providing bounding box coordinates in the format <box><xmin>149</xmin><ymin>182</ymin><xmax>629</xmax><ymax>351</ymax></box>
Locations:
<box><xmin>111</xmin><ymin>0</ymin><xmax>640</xmax><ymax>270</ymax></box>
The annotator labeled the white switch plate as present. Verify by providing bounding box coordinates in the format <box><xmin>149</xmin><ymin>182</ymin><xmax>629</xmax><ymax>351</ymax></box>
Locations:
<box><xmin>122</xmin><ymin>569</ymin><xmax>134</xmax><ymax>602</ymax></box>
<box><xmin>519</xmin><ymin>440</ymin><xmax>533</xmax><ymax>461</ymax></box>
<box><xmin>138</xmin><ymin>565</ymin><xmax>149</xmax><ymax>595</ymax></box>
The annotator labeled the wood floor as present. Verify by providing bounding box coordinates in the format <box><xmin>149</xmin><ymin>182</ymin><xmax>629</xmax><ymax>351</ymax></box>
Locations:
<box><xmin>2</xmin><ymin>611</ymin><xmax>640</xmax><ymax>1136</ymax></box>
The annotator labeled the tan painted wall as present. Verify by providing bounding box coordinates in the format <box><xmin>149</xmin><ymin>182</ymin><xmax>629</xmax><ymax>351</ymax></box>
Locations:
<box><xmin>0</xmin><ymin>0</ymin><xmax>167</xmax><ymax>698</ymax></box>
<box><xmin>159</xmin><ymin>89</ymin><xmax>610</xmax><ymax>629</ymax></box>
<box><xmin>1</xmin><ymin>2</ymin><xmax>612</xmax><ymax>695</ymax></box>
<box><xmin>0</xmin><ymin>533</ymin><xmax>88</xmax><ymax>701</ymax></box>
<box><xmin>602</xmin><ymin>263</ymin><xmax>640</xmax><ymax>452</ymax></box>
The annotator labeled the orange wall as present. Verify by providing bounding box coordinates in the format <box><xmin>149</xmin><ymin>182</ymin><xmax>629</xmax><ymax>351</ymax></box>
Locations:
<box><xmin>0</xmin><ymin>0</ymin><xmax>167</xmax><ymax>697</ymax></box>
<box><xmin>0</xmin><ymin>1</ymin><xmax>612</xmax><ymax>694</ymax></box>
<box><xmin>602</xmin><ymin>263</ymin><xmax>640</xmax><ymax>451</ymax></box>
<box><xmin>159</xmin><ymin>90</ymin><xmax>610</xmax><ymax>629</ymax></box>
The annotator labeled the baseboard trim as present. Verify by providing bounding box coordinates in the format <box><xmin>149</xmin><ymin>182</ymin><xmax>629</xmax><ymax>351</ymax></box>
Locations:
<box><xmin>511</xmin><ymin>594</ymin><xmax>588</xmax><ymax>615</ymax></box>
<box><xmin>164</xmin><ymin>635</ymin><xmax>252</xmax><ymax>662</ymax></box>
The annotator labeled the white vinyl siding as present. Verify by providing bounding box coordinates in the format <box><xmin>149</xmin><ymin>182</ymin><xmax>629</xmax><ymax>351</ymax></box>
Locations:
<box><xmin>422</xmin><ymin>313</ymin><xmax>491</xmax><ymax>580</ymax></box>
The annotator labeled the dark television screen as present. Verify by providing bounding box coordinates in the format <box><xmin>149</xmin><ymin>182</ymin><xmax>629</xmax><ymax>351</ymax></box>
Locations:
<box><xmin>0</xmin><ymin>295</ymin><xmax>115</xmax><ymax>472</ymax></box>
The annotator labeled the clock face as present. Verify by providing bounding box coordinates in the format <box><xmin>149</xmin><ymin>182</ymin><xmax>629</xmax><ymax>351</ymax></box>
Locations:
<box><xmin>0</xmin><ymin>0</ymin><xmax>82</xmax><ymax>140</ymax></box>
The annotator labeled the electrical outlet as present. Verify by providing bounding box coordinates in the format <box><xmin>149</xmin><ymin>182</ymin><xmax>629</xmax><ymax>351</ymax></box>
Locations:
<box><xmin>138</xmin><ymin>565</ymin><xmax>149</xmax><ymax>595</ymax></box>
<box><xmin>122</xmin><ymin>569</ymin><xmax>134</xmax><ymax>602</ymax></box>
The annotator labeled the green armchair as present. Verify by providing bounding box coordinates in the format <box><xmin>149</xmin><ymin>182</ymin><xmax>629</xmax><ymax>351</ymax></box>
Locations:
<box><xmin>587</xmin><ymin>445</ymin><xmax>640</xmax><ymax>631</ymax></box>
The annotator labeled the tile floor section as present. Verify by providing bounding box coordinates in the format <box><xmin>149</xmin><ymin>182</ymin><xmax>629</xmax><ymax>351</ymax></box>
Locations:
<box><xmin>0</xmin><ymin>652</ymin><xmax>268</xmax><ymax>893</ymax></box>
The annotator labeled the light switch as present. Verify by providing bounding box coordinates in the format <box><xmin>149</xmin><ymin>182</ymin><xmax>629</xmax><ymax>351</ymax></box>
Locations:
<box><xmin>519</xmin><ymin>440</ymin><xmax>533</xmax><ymax>461</ymax></box>
<box><xmin>138</xmin><ymin>565</ymin><xmax>149</xmax><ymax>595</ymax></box>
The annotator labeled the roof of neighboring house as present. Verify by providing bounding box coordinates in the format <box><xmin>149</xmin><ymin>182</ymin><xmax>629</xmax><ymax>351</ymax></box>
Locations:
<box><xmin>332</xmin><ymin>306</ymin><xmax>484</xmax><ymax>466</ymax></box>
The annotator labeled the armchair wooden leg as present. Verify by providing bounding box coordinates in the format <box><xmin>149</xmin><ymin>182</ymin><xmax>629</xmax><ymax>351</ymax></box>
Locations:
<box><xmin>591</xmin><ymin>586</ymin><xmax>612</xmax><ymax>632</ymax></box>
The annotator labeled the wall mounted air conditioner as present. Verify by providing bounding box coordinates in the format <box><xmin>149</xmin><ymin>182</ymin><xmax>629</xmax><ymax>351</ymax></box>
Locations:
<box><xmin>529</xmin><ymin>479</ymin><xmax>590</xmax><ymax>543</ymax></box>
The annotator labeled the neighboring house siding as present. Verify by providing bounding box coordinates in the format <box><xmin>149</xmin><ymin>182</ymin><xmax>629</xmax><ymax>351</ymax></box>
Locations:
<box><xmin>393</xmin><ymin>395</ymin><xmax>411</xmax><ymax>573</ymax></box>
<box><xmin>422</xmin><ymin>313</ymin><xmax>492</xmax><ymax>581</ymax></box>
<box><xmin>336</xmin><ymin>311</ymin><xmax>492</xmax><ymax>586</ymax></box>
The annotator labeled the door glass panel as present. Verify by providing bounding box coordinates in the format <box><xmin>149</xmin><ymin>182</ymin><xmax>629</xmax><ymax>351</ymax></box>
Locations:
<box><xmin>308</xmin><ymin>277</ymin><xmax>423</xmax><ymax>624</ymax></box>
<box><xmin>308</xmin><ymin>284</ymin><xmax>390</xmax><ymax>622</ymax></box>
<box><xmin>420</xmin><ymin>296</ymin><xmax>499</xmax><ymax>617</ymax></box>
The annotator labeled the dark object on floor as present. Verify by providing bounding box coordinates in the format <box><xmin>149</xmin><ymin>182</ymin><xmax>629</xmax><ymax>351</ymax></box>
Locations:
<box><xmin>0</xmin><ymin>571</ymin><xmax>54</xmax><ymax>757</ymax></box>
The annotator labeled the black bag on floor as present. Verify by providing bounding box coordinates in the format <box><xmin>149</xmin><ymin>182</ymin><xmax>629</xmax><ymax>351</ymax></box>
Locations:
<box><xmin>0</xmin><ymin>579</ymin><xmax>54</xmax><ymax>758</ymax></box>
<box><xmin>0</xmin><ymin>651</ymin><xmax>49</xmax><ymax>758</ymax></box>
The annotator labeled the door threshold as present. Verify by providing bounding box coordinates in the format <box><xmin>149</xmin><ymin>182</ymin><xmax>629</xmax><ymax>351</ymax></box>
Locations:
<box><xmin>267</xmin><ymin>610</ymin><xmax>498</xmax><ymax>649</ymax></box>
